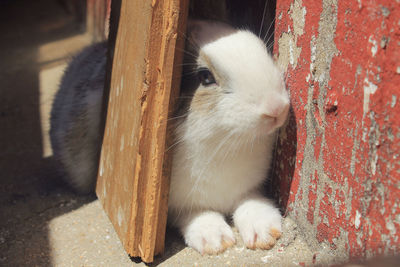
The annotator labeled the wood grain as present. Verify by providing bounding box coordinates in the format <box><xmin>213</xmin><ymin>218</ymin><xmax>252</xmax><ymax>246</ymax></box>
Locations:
<box><xmin>96</xmin><ymin>0</ymin><xmax>188</xmax><ymax>262</ymax></box>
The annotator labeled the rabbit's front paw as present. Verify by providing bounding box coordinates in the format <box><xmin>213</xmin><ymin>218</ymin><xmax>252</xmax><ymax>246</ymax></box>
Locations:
<box><xmin>182</xmin><ymin>211</ymin><xmax>235</xmax><ymax>255</ymax></box>
<box><xmin>234</xmin><ymin>197</ymin><xmax>282</xmax><ymax>250</ymax></box>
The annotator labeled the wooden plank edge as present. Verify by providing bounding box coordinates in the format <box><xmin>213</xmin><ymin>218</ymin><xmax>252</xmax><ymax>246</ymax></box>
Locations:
<box><xmin>125</xmin><ymin>0</ymin><xmax>189</xmax><ymax>263</ymax></box>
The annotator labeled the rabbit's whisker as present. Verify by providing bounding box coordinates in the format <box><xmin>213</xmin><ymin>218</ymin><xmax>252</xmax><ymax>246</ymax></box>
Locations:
<box><xmin>168</xmin><ymin>114</ymin><xmax>188</xmax><ymax>121</ymax></box>
<box><xmin>175</xmin><ymin>46</ymin><xmax>198</xmax><ymax>59</ymax></box>
<box><xmin>258</xmin><ymin>0</ymin><xmax>269</xmax><ymax>38</ymax></box>
<box><xmin>263</xmin><ymin>17</ymin><xmax>276</xmax><ymax>44</ymax></box>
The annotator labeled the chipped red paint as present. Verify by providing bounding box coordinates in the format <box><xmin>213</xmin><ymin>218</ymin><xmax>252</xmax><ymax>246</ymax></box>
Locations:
<box><xmin>272</xmin><ymin>0</ymin><xmax>400</xmax><ymax>261</ymax></box>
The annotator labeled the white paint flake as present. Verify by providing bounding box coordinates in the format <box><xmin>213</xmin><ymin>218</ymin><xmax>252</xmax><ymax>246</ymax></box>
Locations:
<box><xmin>289</xmin><ymin>38</ymin><xmax>295</xmax><ymax>65</ymax></box>
<box><xmin>369</xmin><ymin>36</ymin><xmax>378</xmax><ymax>57</ymax></box>
<box><xmin>363</xmin><ymin>77</ymin><xmax>378</xmax><ymax>115</ymax></box>
<box><xmin>355</xmin><ymin>210</ymin><xmax>361</xmax><ymax>229</ymax></box>
<box><xmin>386</xmin><ymin>220</ymin><xmax>397</xmax><ymax>235</ymax></box>
<box><xmin>391</xmin><ymin>95</ymin><xmax>397</xmax><ymax>108</ymax></box>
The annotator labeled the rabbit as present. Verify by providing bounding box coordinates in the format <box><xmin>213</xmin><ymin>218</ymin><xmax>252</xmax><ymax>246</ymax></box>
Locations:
<box><xmin>168</xmin><ymin>20</ymin><xmax>289</xmax><ymax>254</ymax></box>
<box><xmin>50</xmin><ymin>19</ymin><xmax>289</xmax><ymax>255</ymax></box>
<box><xmin>50</xmin><ymin>42</ymin><xmax>107</xmax><ymax>194</ymax></box>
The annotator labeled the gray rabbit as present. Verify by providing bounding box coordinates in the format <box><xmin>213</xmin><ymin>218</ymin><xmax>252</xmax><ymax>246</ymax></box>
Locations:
<box><xmin>50</xmin><ymin>42</ymin><xmax>107</xmax><ymax>194</ymax></box>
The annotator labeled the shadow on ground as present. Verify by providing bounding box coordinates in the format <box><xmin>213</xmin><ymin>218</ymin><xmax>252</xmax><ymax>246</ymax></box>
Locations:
<box><xmin>0</xmin><ymin>1</ymin><xmax>187</xmax><ymax>266</ymax></box>
<box><xmin>0</xmin><ymin>0</ymin><xmax>92</xmax><ymax>265</ymax></box>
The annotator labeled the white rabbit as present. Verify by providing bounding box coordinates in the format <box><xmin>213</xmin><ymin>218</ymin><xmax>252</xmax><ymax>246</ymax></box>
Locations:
<box><xmin>168</xmin><ymin>20</ymin><xmax>289</xmax><ymax>254</ymax></box>
<box><xmin>50</xmin><ymin>19</ymin><xmax>289</xmax><ymax>255</ymax></box>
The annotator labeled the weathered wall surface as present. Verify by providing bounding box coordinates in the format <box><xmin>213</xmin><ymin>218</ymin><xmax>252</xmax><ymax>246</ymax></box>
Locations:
<box><xmin>272</xmin><ymin>0</ymin><xmax>400</xmax><ymax>263</ymax></box>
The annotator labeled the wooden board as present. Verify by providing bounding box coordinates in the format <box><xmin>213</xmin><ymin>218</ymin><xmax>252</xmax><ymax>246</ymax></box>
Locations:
<box><xmin>96</xmin><ymin>0</ymin><xmax>188</xmax><ymax>262</ymax></box>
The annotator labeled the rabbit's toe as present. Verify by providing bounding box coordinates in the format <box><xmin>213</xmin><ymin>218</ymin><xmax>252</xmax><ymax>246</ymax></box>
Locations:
<box><xmin>234</xmin><ymin>197</ymin><xmax>282</xmax><ymax>250</ymax></box>
<box><xmin>183</xmin><ymin>211</ymin><xmax>235</xmax><ymax>255</ymax></box>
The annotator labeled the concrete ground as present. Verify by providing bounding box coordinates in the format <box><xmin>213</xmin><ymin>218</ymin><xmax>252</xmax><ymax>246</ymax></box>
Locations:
<box><xmin>0</xmin><ymin>1</ymin><xmax>320</xmax><ymax>266</ymax></box>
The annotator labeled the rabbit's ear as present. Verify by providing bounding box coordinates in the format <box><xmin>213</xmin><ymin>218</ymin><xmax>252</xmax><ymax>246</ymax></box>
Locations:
<box><xmin>187</xmin><ymin>20</ymin><xmax>236</xmax><ymax>49</ymax></box>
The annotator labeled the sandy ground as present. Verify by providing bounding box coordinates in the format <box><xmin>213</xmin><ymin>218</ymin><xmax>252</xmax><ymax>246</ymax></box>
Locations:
<box><xmin>0</xmin><ymin>0</ymin><xmax>320</xmax><ymax>266</ymax></box>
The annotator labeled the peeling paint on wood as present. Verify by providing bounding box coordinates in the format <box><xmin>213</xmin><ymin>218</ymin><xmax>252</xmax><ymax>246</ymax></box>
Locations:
<box><xmin>273</xmin><ymin>0</ymin><xmax>400</xmax><ymax>263</ymax></box>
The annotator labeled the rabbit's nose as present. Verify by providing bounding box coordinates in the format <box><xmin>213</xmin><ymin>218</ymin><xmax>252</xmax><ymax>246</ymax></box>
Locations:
<box><xmin>260</xmin><ymin>99</ymin><xmax>290</xmax><ymax>122</ymax></box>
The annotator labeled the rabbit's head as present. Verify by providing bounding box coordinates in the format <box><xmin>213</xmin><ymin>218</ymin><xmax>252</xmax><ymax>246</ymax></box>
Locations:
<box><xmin>179</xmin><ymin>20</ymin><xmax>289</xmax><ymax>140</ymax></box>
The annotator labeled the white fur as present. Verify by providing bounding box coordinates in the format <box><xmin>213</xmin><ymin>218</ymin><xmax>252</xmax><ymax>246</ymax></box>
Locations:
<box><xmin>181</xmin><ymin>211</ymin><xmax>235</xmax><ymax>254</ymax></box>
<box><xmin>233</xmin><ymin>192</ymin><xmax>282</xmax><ymax>248</ymax></box>
<box><xmin>168</xmin><ymin>21</ymin><xmax>289</xmax><ymax>254</ymax></box>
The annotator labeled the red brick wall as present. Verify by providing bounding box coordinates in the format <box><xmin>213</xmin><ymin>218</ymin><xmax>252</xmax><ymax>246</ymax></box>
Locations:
<box><xmin>272</xmin><ymin>0</ymin><xmax>399</xmax><ymax>261</ymax></box>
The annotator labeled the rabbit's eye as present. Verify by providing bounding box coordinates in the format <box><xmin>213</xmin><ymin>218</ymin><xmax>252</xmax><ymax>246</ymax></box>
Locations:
<box><xmin>197</xmin><ymin>68</ymin><xmax>216</xmax><ymax>86</ymax></box>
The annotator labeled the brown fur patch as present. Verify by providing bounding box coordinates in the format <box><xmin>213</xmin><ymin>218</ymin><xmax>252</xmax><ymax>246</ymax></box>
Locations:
<box><xmin>270</xmin><ymin>228</ymin><xmax>282</xmax><ymax>240</ymax></box>
<box><xmin>191</xmin><ymin>89</ymin><xmax>218</xmax><ymax>113</ymax></box>
<box><xmin>202</xmin><ymin>237</ymin><xmax>235</xmax><ymax>255</ymax></box>
<box><xmin>221</xmin><ymin>238</ymin><xmax>236</xmax><ymax>250</ymax></box>
<box><xmin>255</xmin><ymin>239</ymin><xmax>275</xmax><ymax>250</ymax></box>
<box><xmin>245</xmin><ymin>229</ymin><xmax>281</xmax><ymax>250</ymax></box>
<box><xmin>246</xmin><ymin>243</ymin><xmax>257</xmax><ymax>250</ymax></box>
